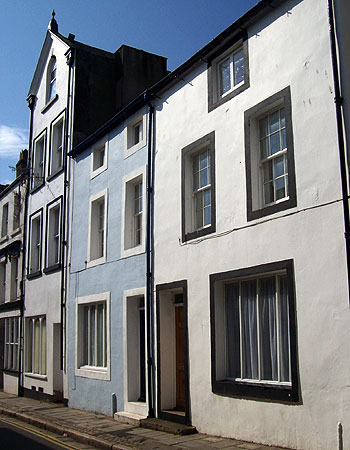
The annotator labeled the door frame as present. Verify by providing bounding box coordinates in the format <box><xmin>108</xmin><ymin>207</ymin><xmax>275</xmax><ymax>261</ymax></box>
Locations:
<box><xmin>156</xmin><ymin>280</ymin><xmax>190</xmax><ymax>425</ymax></box>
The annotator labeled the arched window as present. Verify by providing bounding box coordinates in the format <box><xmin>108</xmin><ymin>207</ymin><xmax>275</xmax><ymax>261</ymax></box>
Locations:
<box><xmin>47</xmin><ymin>56</ymin><xmax>57</xmax><ymax>103</ymax></box>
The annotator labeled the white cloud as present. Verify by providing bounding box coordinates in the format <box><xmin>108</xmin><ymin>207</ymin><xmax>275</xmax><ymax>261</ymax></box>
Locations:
<box><xmin>0</xmin><ymin>124</ymin><xmax>28</xmax><ymax>158</ymax></box>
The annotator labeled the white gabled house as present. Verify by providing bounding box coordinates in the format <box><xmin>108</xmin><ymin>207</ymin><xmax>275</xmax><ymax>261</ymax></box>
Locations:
<box><xmin>23</xmin><ymin>12</ymin><xmax>167</xmax><ymax>402</ymax></box>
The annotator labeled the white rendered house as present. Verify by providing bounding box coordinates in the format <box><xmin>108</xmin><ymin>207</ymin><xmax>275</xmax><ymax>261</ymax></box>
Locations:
<box><xmin>150</xmin><ymin>0</ymin><xmax>350</xmax><ymax>448</ymax></box>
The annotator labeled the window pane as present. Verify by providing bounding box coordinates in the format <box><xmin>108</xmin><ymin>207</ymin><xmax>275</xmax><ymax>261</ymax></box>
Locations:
<box><xmin>220</xmin><ymin>57</ymin><xmax>231</xmax><ymax>95</ymax></box>
<box><xmin>233</xmin><ymin>48</ymin><xmax>244</xmax><ymax>85</ymax></box>
<box><xmin>280</xmin><ymin>108</ymin><xmax>286</xmax><ymax>128</ymax></box>
<box><xmin>200</xmin><ymin>151</ymin><xmax>208</xmax><ymax>170</ymax></box>
<box><xmin>34</xmin><ymin>319</ymin><xmax>40</xmax><ymax>373</ymax></box>
<box><xmin>203</xmin><ymin>189</ymin><xmax>211</xmax><ymax>207</ymax></box>
<box><xmin>41</xmin><ymin>318</ymin><xmax>46</xmax><ymax>375</ymax></box>
<box><xmin>241</xmin><ymin>281</ymin><xmax>258</xmax><ymax>379</ymax></box>
<box><xmin>269</xmin><ymin>111</ymin><xmax>280</xmax><ymax>134</ymax></box>
<box><xmin>83</xmin><ymin>306</ymin><xmax>89</xmax><ymax>365</ymax></box>
<box><xmin>282</xmin><ymin>128</ymin><xmax>287</xmax><ymax>150</ymax></box>
<box><xmin>263</xmin><ymin>161</ymin><xmax>273</xmax><ymax>182</ymax></box>
<box><xmin>97</xmin><ymin>304</ymin><xmax>104</xmax><ymax>367</ymax></box>
<box><xmin>279</xmin><ymin>276</ymin><xmax>291</xmax><ymax>382</ymax></box>
<box><xmin>270</xmin><ymin>132</ymin><xmax>281</xmax><ymax>155</ymax></box>
<box><xmin>275</xmin><ymin>177</ymin><xmax>286</xmax><ymax>200</ymax></box>
<box><xmin>259</xmin><ymin>277</ymin><xmax>278</xmax><ymax>381</ymax></box>
<box><xmin>264</xmin><ymin>181</ymin><xmax>274</xmax><ymax>205</ymax></box>
<box><xmin>27</xmin><ymin>321</ymin><xmax>33</xmax><ymax>372</ymax></box>
<box><xmin>90</xmin><ymin>306</ymin><xmax>96</xmax><ymax>366</ymax></box>
<box><xmin>200</xmin><ymin>168</ymin><xmax>209</xmax><ymax>188</ymax></box>
<box><xmin>274</xmin><ymin>156</ymin><xmax>285</xmax><ymax>178</ymax></box>
<box><xmin>260</xmin><ymin>138</ymin><xmax>270</xmax><ymax>160</ymax></box>
<box><xmin>204</xmin><ymin>205</ymin><xmax>211</xmax><ymax>226</ymax></box>
<box><xmin>226</xmin><ymin>284</ymin><xmax>241</xmax><ymax>378</ymax></box>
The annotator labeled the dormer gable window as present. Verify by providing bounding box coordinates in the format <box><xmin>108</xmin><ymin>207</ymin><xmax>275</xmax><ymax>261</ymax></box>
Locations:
<box><xmin>47</xmin><ymin>56</ymin><xmax>57</xmax><ymax>103</ymax></box>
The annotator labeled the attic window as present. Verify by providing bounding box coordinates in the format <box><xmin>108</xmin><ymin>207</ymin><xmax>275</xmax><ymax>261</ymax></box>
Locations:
<box><xmin>47</xmin><ymin>56</ymin><xmax>57</xmax><ymax>103</ymax></box>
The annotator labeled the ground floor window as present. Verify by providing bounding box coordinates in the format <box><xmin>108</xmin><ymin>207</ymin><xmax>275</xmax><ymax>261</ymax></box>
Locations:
<box><xmin>26</xmin><ymin>316</ymin><xmax>46</xmax><ymax>375</ymax></box>
<box><xmin>76</xmin><ymin>292</ymin><xmax>110</xmax><ymax>380</ymax></box>
<box><xmin>4</xmin><ymin>317</ymin><xmax>19</xmax><ymax>371</ymax></box>
<box><xmin>210</xmin><ymin>260</ymin><xmax>299</xmax><ymax>402</ymax></box>
<box><xmin>81</xmin><ymin>302</ymin><xmax>107</xmax><ymax>368</ymax></box>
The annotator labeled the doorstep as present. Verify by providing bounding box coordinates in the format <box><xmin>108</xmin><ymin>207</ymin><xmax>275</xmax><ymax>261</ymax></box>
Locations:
<box><xmin>140</xmin><ymin>417</ymin><xmax>197</xmax><ymax>435</ymax></box>
<box><xmin>114</xmin><ymin>410</ymin><xmax>146</xmax><ymax>426</ymax></box>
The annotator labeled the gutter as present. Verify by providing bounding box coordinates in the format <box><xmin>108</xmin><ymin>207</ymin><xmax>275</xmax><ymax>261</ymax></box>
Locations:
<box><xmin>328</xmin><ymin>0</ymin><xmax>350</xmax><ymax>302</ymax></box>
<box><xmin>145</xmin><ymin>91</ymin><xmax>155</xmax><ymax>418</ymax></box>
<box><xmin>60</xmin><ymin>49</ymin><xmax>74</xmax><ymax>372</ymax></box>
<box><xmin>19</xmin><ymin>94</ymin><xmax>36</xmax><ymax>396</ymax></box>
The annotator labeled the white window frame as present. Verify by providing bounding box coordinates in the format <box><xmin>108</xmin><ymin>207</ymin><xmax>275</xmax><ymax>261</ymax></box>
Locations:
<box><xmin>123</xmin><ymin>287</ymin><xmax>148</xmax><ymax>416</ymax></box>
<box><xmin>25</xmin><ymin>316</ymin><xmax>47</xmax><ymax>377</ymax></box>
<box><xmin>217</xmin><ymin>45</ymin><xmax>245</xmax><ymax>98</ymax></box>
<box><xmin>49</xmin><ymin>113</ymin><xmax>65</xmax><ymax>176</ymax></box>
<box><xmin>125</xmin><ymin>112</ymin><xmax>147</xmax><ymax>158</ymax></box>
<box><xmin>46</xmin><ymin>200</ymin><xmax>61</xmax><ymax>269</ymax></box>
<box><xmin>10</xmin><ymin>256</ymin><xmax>19</xmax><ymax>301</ymax></box>
<box><xmin>208</xmin><ymin>38</ymin><xmax>249</xmax><ymax>111</ymax></box>
<box><xmin>87</xmin><ymin>189</ymin><xmax>108</xmax><ymax>268</ymax></box>
<box><xmin>32</xmin><ymin>132</ymin><xmax>46</xmax><ymax>190</ymax></box>
<box><xmin>1</xmin><ymin>202</ymin><xmax>9</xmax><ymax>239</ymax></box>
<box><xmin>4</xmin><ymin>317</ymin><xmax>20</xmax><ymax>371</ymax></box>
<box><xmin>28</xmin><ymin>210</ymin><xmax>42</xmax><ymax>275</ymax></box>
<box><xmin>0</xmin><ymin>260</ymin><xmax>6</xmax><ymax>303</ymax></box>
<box><xmin>75</xmin><ymin>292</ymin><xmax>110</xmax><ymax>380</ymax></box>
<box><xmin>121</xmin><ymin>166</ymin><xmax>146</xmax><ymax>258</ymax></box>
<box><xmin>91</xmin><ymin>140</ymin><xmax>108</xmax><ymax>179</ymax></box>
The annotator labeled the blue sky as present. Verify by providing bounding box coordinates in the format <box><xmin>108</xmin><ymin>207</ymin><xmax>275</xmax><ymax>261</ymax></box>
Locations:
<box><xmin>0</xmin><ymin>0</ymin><xmax>258</xmax><ymax>184</ymax></box>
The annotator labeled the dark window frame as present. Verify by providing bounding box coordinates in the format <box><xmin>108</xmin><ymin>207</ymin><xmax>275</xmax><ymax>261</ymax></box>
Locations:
<box><xmin>30</xmin><ymin>129</ymin><xmax>47</xmax><ymax>193</ymax></box>
<box><xmin>210</xmin><ymin>259</ymin><xmax>300</xmax><ymax>403</ymax></box>
<box><xmin>47</xmin><ymin>110</ymin><xmax>66</xmax><ymax>181</ymax></box>
<box><xmin>181</xmin><ymin>131</ymin><xmax>216</xmax><ymax>242</ymax></box>
<box><xmin>245</xmin><ymin>86</ymin><xmax>297</xmax><ymax>221</ymax></box>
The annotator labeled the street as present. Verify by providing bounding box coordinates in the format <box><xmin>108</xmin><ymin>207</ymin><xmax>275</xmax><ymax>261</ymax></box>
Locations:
<box><xmin>0</xmin><ymin>415</ymin><xmax>97</xmax><ymax>450</ymax></box>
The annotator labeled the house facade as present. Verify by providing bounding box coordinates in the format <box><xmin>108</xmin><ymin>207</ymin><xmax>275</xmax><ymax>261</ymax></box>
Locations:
<box><xmin>24</xmin><ymin>13</ymin><xmax>167</xmax><ymax>402</ymax></box>
<box><xmin>0</xmin><ymin>151</ymin><xmax>28</xmax><ymax>395</ymax></box>
<box><xmin>150</xmin><ymin>0</ymin><xmax>350</xmax><ymax>448</ymax></box>
<box><xmin>68</xmin><ymin>97</ymin><xmax>151</xmax><ymax>416</ymax></box>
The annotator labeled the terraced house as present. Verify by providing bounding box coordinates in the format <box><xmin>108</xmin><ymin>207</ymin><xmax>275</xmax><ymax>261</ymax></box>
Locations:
<box><xmin>2</xmin><ymin>0</ymin><xmax>350</xmax><ymax>449</ymax></box>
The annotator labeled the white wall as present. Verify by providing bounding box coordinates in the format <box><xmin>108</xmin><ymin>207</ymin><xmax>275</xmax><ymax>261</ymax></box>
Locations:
<box><xmin>153</xmin><ymin>0</ymin><xmax>350</xmax><ymax>448</ymax></box>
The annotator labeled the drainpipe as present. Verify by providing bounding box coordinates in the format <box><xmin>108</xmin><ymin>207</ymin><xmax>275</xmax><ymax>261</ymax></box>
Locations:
<box><xmin>145</xmin><ymin>91</ymin><xmax>155</xmax><ymax>418</ymax></box>
<box><xmin>328</xmin><ymin>0</ymin><xmax>350</xmax><ymax>303</ymax></box>
<box><xmin>18</xmin><ymin>94</ymin><xmax>36</xmax><ymax>396</ymax></box>
<box><xmin>60</xmin><ymin>49</ymin><xmax>73</xmax><ymax>372</ymax></box>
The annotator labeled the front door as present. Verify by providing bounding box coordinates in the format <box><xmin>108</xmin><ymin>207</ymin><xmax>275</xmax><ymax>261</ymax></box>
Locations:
<box><xmin>175</xmin><ymin>305</ymin><xmax>185</xmax><ymax>410</ymax></box>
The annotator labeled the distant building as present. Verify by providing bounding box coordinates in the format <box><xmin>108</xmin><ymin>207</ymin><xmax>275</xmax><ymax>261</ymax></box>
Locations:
<box><xmin>0</xmin><ymin>150</ymin><xmax>28</xmax><ymax>395</ymax></box>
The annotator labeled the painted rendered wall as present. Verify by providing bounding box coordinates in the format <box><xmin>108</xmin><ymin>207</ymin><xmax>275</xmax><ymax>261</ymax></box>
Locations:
<box><xmin>24</xmin><ymin>34</ymin><xmax>69</xmax><ymax>397</ymax></box>
<box><xmin>68</xmin><ymin>112</ymin><xmax>148</xmax><ymax>416</ymax></box>
<box><xmin>153</xmin><ymin>0</ymin><xmax>349</xmax><ymax>448</ymax></box>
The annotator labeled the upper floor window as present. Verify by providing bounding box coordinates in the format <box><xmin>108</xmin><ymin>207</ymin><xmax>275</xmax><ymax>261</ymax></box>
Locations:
<box><xmin>49</xmin><ymin>113</ymin><xmax>64</xmax><ymax>176</ymax></box>
<box><xmin>1</xmin><ymin>203</ymin><xmax>9</xmax><ymax>238</ymax></box>
<box><xmin>121</xmin><ymin>167</ymin><xmax>146</xmax><ymax>258</ymax></box>
<box><xmin>32</xmin><ymin>131</ymin><xmax>46</xmax><ymax>190</ymax></box>
<box><xmin>91</xmin><ymin>141</ymin><xmax>108</xmax><ymax>179</ymax></box>
<box><xmin>125</xmin><ymin>114</ymin><xmax>147</xmax><ymax>158</ymax></box>
<box><xmin>45</xmin><ymin>199</ymin><xmax>61</xmax><ymax>271</ymax></box>
<box><xmin>10</xmin><ymin>257</ymin><xmax>19</xmax><ymax>301</ymax></box>
<box><xmin>181</xmin><ymin>132</ymin><xmax>216</xmax><ymax>242</ymax></box>
<box><xmin>245</xmin><ymin>87</ymin><xmax>297</xmax><ymax>221</ymax></box>
<box><xmin>87</xmin><ymin>190</ymin><xmax>107</xmax><ymax>268</ymax></box>
<box><xmin>47</xmin><ymin>56</ymin><xmax>57</xmax><ymax>103</ymax></box>
<box><xmin>28</xmin><ymin>210</ymin><xmax>42</xmax><ymax>277</ymax></box>
<box><xmin>12</xmin><ymin>192</ymin><xmax>20</xmax><ymax>231</ymax></box>
<box><xmin>208</xmin><ymin>34</ymin><xmax>249</xmax><ymax>112</ymax></box>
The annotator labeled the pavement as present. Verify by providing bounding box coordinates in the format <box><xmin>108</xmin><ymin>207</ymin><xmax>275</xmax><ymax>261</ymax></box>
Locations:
<box><xmin>0</xmin><ymin>391</ymin><xmax>292</xmax><ymax>450</ymax></box>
